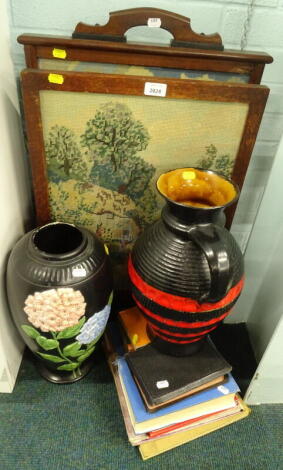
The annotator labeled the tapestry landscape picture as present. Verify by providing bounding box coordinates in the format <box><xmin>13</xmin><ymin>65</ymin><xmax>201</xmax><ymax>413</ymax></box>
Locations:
<box><xmin>40</xmin><ymin>90</ymin><xmax>248</xmax><ymax>281</ymax></box>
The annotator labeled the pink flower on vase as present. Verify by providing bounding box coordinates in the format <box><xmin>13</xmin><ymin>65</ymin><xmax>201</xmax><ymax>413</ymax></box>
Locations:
<box><xmin>23</xmin><ymin>288</ymin><xmax>86</xmax><ymax>332</ymax></box>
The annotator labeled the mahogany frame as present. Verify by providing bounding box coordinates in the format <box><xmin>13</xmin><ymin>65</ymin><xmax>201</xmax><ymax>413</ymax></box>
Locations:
<box><xmin>21</xmin><ymin>68</ymin><xmax>269</xmax><ymax>228</ymax></box>
<box><xmin>18</xmin><ymin>8</ymin><xmax>273</xmax><ymax>84</ymax></box>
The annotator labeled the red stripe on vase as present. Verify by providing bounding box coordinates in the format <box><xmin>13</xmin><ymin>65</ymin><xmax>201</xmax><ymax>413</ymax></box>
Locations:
<box><xmin>133</xmin><ymin>296</ymin><xmax>230</xmax><ymax>328</ymax></box>
<box><xmin>128</xmin><ymin>256</ymin><xmax>244</xmax><ymax>313</ymax></box>
<box><xmin>151</xmin><ymin>326</ymin><xmax>204</xmax><ymax>344</ymax></box>
<box><xmin>147</xmin><ymin>321</ymin><xmax>217</xmax><ymax>338</ymax></box>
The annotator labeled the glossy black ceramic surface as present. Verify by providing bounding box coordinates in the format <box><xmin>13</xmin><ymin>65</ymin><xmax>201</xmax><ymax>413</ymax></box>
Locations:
<box><xmin>7</xmin><ymin>222</ymin><xmax>113</xmax><ymax>383</ymax></box>
<box><xmin>129</xmin><ymin>168</ymin><xmax>244</xmax><ymax>356</ymax></box>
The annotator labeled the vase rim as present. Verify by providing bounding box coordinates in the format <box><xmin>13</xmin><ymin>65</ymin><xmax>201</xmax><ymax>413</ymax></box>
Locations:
<box><xmin>31</xmin><ymin>222</ymin><xmax>87</xmax><ymax>260</ymax></box>
<box><xmin>156</xmin><ymin>167</ymin><xmax>239</xmax><ymax>211</ymax></box>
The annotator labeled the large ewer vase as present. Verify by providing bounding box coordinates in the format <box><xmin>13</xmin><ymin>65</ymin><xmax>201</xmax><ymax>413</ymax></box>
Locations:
<box><xmin>129</xmin><ymin>168</ymin><xmax>244</xmax><ymax>356</ymax></box>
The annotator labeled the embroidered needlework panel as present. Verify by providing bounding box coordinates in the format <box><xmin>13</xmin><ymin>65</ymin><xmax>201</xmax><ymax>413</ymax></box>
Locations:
<box><xmin>21</xmin><ymin>70</ymin><xmax>269</xmax><ymax>286</ymax></box>
<box><xmin>39</xmin><ymin>59</ymin><xmax>249</xmax><ymax>83</ymax></box>
<box><xmin>39</xmin><ymin>90</ymin><xmax>248</xmax><ymax>265</ymax></box>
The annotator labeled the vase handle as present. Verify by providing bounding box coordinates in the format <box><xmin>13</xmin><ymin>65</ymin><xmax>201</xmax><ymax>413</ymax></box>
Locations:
<box><xmin>187</xmin><ymin>224</ymin><xmax>231</xmax><ymax>302</ymax></box>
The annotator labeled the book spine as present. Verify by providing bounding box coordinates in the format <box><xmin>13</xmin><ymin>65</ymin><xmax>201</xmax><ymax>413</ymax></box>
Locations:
<box><xmin>148</xmin><ymin>408</ymin><xmax>232</xmax><ymax>438</ymax></box>
<box><xmin>139</xmin><ymin>402</ymin><xmax>251</xmax><ymax>460</ymax></box>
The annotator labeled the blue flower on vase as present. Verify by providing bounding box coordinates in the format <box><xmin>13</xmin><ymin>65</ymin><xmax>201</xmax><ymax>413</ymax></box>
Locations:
<box><xmin>76</xmin><ymin>303</ymin><xmax>111</xmax><ymax>345</ymax></box>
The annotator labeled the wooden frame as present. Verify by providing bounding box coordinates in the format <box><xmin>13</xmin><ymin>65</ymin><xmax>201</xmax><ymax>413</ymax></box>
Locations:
<box><xmin>21</xmin><ymin>69</ymin><xmax>269</xmax><ymax>235</ymax></box>
<box><xmin>18</xmin><ymin>8</ymin><xmax>273</xmax><ymax>84</ymax></box>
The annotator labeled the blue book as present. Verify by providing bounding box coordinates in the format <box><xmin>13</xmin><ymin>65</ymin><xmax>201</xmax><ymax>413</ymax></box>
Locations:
<box><xmin>117</xmin><ymin>356</ymin><xmax>239</xmax><ymax>434</ymax></box>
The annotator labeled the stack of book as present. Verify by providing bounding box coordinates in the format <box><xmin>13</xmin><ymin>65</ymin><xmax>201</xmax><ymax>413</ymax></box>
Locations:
<box><xmin>103</xmin><ymin>307</ymin><xmax>250</xmax><ymax>460</ymax></box>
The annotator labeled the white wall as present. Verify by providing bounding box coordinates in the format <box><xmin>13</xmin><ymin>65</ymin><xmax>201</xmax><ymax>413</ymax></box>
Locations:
<box><xmin>0</xmin><ymin>0</ymin><xmax>32</xmax><ymax>392</ymax></box>
<box><xmin>233</xmin><ymin>133</ymin><xmax>283</xmax><ymax>361</ymax></box>
<box><xmin>245</xmin><ymin>316</ymin><xmax>283</xmax><ymax>404</ymax></box>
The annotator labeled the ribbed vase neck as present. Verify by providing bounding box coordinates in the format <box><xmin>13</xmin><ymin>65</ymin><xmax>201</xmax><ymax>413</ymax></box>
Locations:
<box><xmin>161</xmin><ymin>201</ymin><xmax>225</xmax><ymax>234</ymax></box>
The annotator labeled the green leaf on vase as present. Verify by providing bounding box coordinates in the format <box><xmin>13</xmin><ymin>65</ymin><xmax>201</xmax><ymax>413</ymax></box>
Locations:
<box><xmin>21</xmin><ymin>325</ymin><xmax>40</xmax><ymax>339</ymax></box>
<box><xmin>37</xmin><ymin>352</ymin><xmax>64</xmax><ymax>363</ymax></box>
<box><xmin>77</xmin><ymin>346</ymin><xmax>96</xmax><ymax>363</ymax></box>
<box><xmin>67</xmin><ymin>349</ymin><xmax>86</xmax><ymax>357</ymax></box>
<box><xmin>63</xmin><ymin>342</ymin><xmax>82</xmax><ymax>357</ymax></box>
<box><xmin>56</xmin><ymin>316</ymin><xmax>86</xmax><ymax>339</ymax></box>
<box><xmin>108</xmin><ymin>291</ymin><xmax>113</xmax><ymax>305</ymax></box>
<box><xmin>57</xmin><ymin>362</ymin><xmax>79</xmax><ymax>371</ymax></box>
<box><xmin>36</xmin><ymin>336</ymin><xmax>59</xmax><ymax>351</ymax></box>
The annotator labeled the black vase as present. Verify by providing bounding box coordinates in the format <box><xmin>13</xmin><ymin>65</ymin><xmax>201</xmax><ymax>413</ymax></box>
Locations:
<box><xmin>6</xmin><ymin>222</ymin><xmax>113</xmax><ymax>383</ymax></box>
<box><xmin>129</xmin><ymin>168</ymin><xmax>244</xmax><ymax>356</ymax></box>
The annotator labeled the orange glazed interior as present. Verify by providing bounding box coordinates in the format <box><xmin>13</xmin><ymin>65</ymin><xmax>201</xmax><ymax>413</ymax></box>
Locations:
<box><xmin>157</xmin><ymin>168</ymin><xmax>237</xmax><ymax>208</ymax></box>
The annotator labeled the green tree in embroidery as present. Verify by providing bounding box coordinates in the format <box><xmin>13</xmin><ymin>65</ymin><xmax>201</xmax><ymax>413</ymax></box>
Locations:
<box><xmin>214</xmin><ymin>154</ymin><xmax>234</xmax><ymax>177</ymax></box>
<box><xmin>197</xmin><ymin>144</ymin><xmax>234</xmax><ymax>178</ymax></box>
<box><xmin>197</xmin><ymin>144</ymin><xmax>218</xmax><ymax>169</ymax></box>
<box><xmin>134</xmin><ymin>187</ymin><xmax>160</xmax><ymax>226</ymax></box>
<box><xmin>45</xmin><ymin>125</ymin><xmax>88</xmax><ymax>182</ymax></box>
<box><xmin>81</xmin><ymin>102</ymin><xmax>155</xmax><ymax>199</ymax></box>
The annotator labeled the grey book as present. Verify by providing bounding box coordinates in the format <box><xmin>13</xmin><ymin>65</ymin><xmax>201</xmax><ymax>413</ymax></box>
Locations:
<box><xmin>125</xmin><ymin>337</ymin><xmax>232</xmax><ymax>411</ymax></box>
